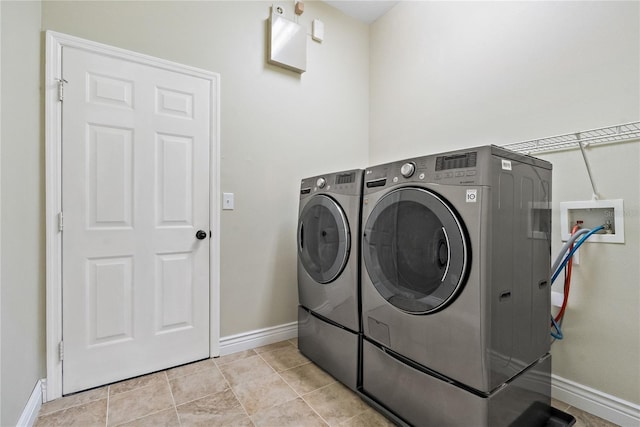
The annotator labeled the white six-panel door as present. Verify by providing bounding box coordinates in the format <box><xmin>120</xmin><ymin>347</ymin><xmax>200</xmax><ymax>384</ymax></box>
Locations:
<box><xmin>61</xmin><ymin>44</ymin><xmax>212</xmax><ymax>394</ymax></box>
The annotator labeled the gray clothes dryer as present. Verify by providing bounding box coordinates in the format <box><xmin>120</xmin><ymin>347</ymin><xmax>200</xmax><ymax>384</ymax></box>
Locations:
<box><xmin>297</xmin><ymin>169</ymin><xmax>363</xmax><ymax>391</ymax></box>
<box><xmin>360</xmin><ymin>146</ymin><xmax>553</xmax><ymax>425</ymax></box>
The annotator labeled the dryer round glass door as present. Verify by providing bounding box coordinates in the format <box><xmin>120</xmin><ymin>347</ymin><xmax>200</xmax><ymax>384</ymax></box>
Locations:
<box><xmin>363</xmin><ymin>187</ymin><xmax>469</xmax><ymax>314</ymax></box>
<box><xmin>298</xmin><ymin>195</ymin><xmax>351</xmax><ymax>284</ymax></box>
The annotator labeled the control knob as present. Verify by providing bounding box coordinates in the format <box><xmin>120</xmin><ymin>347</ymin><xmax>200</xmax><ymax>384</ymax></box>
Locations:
<box><xmin>316</xmin><ymin>177</ymin><xmax>326</xmax><ymax>188</ymax></box>
<box><xmin>400</xmin><ymin>162</ymin><xmax>416</xmax><ymax>178</ymax></box>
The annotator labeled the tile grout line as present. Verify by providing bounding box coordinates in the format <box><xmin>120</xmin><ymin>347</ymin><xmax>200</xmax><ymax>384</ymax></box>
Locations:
<box><xmin>301</xmin><ymin>381</ymin><xmax>350</xmax><ymax>426</ymax></box>
<box><xmin>213</xmin><ymin>349</ymin><xmax>258</xmax><ymax>369</ymax></box>
<box><xmin>300</xmin><ymin>382</ymin><xmax>375</xmax><ymax>427</ymax></box>
<box><xmin>274</xmin><ymin>365</ymin><xmax>335</xmax><ymax>427</ymax></box>
<box><xmin>106</xmin><ymin>374</ymin><xmax>178</xmax><ymax>426</ymax></box>
<box><xmin>226</xmin><ymin>387</ymin><xmax>255</xmax><ymax>425</ymax></box>
<box><xmin>38</xmin><ymin>388</ymin><xmax>108</xmax><ymax>418</ymax></box>
<box><xmin>336</xmin><ymin>407</ymin><xmax>370</xmax><ymax>426</ymax></box>
<box><xmin>164</xmin><ymin>370</ymin><xmax>182</xmax><ymax>427</ymax></box>
<box><xmin>169</xmin><ymin>390</ymin><xmax>229</xmax><ymax>409</ymax></box>
<box><xmin>169</xmin><ymin>363</ymin><xmax>234</xmax><ymax>408</ymax></box>
<box><xmin>254</xmin><ymin>347</ymin><xmax>304</xmax><ymax>416</ymax></box>
<box><xmin>105</xmin><ymin>385</ymin><xmax>110</xmax><ymax>427</ymax></box>
<box><xmin>216</xmin><ymin>364</ymin><xmax>256</xmax><ymax>426</ymax></box>
<box><xmin>274</xmin><ymin>363</ymin><xmax>331</xmax><ymax>400</ymax></box>
<box><xmin>111</xmin><ymin>369</ymin><xmax>214</xmax><ymax>426</ymax></box>
<box><xmin>299</xmin><ymin>393</ymin><xmax>333</xmax><ymax>427</ymax></box>
<box><xmin>110</xmin><ymin>408</ymin><xmax>174</xmax><ymax>427</ymax></box>
<box><xmin>165</xmin><ymin>358</ymin><xmax>217</xmax><ymax>382</ymax></box>
<box><xmin>254</xmin><ymin>344</ymin><xmax>312</xmax><ymax>381</ymax></box>
<box><xmin>224</xmin><ymin>363</ymin><xmax>283</xmax><ymax>424</ymax></box>
<box><xmin>254</xmin><ymin>351</ymin><xmax>281</xmax><ymax>378</ymax></box>
<box><xmin>225</xmin><ymin>345</ymin><xmax>306</xmax><ymax>425</ymax></box>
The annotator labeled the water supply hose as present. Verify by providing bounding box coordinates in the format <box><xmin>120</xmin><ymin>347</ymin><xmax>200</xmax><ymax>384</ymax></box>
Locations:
<box><xmin>550</xmin><ymin>224</ymin><xmax>606</xmax><ymax>340</ymax></box>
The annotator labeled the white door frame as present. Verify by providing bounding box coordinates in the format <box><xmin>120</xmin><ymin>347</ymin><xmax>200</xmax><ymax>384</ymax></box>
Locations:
<box><xmin>44</xmin><ymin>31</ymin><xmax>220</xmax><ymax>401</ymax></box>
<box><xmin>0</xmin><ymin>3</ymin><xmax>3</xmax><ymax>421</ymax></box>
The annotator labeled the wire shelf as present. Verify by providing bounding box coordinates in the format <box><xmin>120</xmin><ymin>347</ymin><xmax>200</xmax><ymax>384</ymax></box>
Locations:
<box><xmin>502</xmin><ymin>121</ymin><xmax>640</xmax><ymax>154</ymax></box>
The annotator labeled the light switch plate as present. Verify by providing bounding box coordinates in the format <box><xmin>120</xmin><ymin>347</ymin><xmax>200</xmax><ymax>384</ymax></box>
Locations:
<box><xmin>223</xmin><ymin>193</ymin><xmax>234</xmax><ymax>210</ymax></box>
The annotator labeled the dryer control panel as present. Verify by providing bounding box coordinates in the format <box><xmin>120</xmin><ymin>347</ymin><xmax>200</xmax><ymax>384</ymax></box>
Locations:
<box><xmin>300</xmin><ymin>169</ymin><xmax>363</xmax><ymax>198</ymax></box>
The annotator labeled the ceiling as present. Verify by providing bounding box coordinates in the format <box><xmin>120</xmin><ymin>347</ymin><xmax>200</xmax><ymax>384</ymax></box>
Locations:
<box><xmin>323</xmin><ymin>1</ymin><xmax>399</xmax><ymax>24</ymax></box>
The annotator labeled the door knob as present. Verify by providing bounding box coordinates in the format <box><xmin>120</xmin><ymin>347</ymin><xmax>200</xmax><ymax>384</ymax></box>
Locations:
<box><xmin>196</xmin><ymin>230</ymin><xmax>207</xmax><ymax>240</ymax></box>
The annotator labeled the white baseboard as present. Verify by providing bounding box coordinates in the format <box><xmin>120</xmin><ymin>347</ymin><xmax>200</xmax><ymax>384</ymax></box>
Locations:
<box><xmin>552</xmin><ymin>374</ymin><xmax>640</xmax><ymax>426</ymax></box>
<box><xmin>219</xmin><ymin>321</ymin><xmax>297</xmax><ymax>356</ymax></box>
<box><xmin>16</xmin><ymin>379</ymin><xmax>43</xmax><ymax>427</ymax></box>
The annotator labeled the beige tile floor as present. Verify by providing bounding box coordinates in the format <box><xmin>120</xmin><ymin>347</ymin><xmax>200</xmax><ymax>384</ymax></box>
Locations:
<box><xmin>35</xmin><ymin>339</ymin><xmax>618</xmax><ymax>427</ymax></box>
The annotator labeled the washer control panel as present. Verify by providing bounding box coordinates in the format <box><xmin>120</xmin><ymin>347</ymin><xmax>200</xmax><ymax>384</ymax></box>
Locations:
<box><xmin>364</xmin><ymin>150</ymin><xmax>482</xmax><ymax>191</ymax></box>
<box><xmin>363</xmin><ymin>146</ymin><xmax>549</xmax><ymax>194</ymax></box>
<box><xmin>400</xmin><ymin>162</ymin><xmax>416</xmax><ymax>178</ymax></box>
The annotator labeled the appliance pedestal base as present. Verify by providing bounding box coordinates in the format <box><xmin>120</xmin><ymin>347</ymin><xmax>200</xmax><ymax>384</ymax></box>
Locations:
<box><xmin>298</xmin><ymin>306</ymin><xmax>359</xmax><ymax>391</ymax></box>
<box><xmin>361</xmin><ymin>338</ymin><xmax>555</xmax><ymax>427</ymax></box>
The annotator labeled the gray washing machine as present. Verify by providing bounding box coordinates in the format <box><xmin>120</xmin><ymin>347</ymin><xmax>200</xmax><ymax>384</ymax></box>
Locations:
<box><xmin>360</xmin><ymin>146</ymin><xmax>553</xmax><ymax>426</ymax></box>
<box><xmin>297</xmin><ymin>169</ymin><xmax>363</xmax><ymax>391</ymax></box>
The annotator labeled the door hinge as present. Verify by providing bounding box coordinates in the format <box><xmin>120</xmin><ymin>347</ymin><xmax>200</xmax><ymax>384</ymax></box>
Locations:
<box><xmin>57</xmin><ymin>78</ymin><xmax>68</xmax><ymax>102</ymax></box>
<box><xmin>58</xmin><ymin>341</ymin><xmax>64</xmax><ymax>361</ymax></box>
<box><xmin>58</xmin><ymin>211</ymin><xmax>64</xmax><ymax>232</ymax></box>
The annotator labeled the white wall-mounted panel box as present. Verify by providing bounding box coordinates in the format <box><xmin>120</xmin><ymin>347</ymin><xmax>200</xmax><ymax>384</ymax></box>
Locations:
<box><xmin>312</xmin><ymin>19</ymin><xmax>324</xmax><ymax>42</ymax></box>
<box><xmin>560</xmin><ymin>199</ymin><xmax>624</xmax><ymax>243</ymax></box>
<box><xmin>268</xmin><ymin>9</ymin><xmax>307</xmax><ymax>73</ymax></box>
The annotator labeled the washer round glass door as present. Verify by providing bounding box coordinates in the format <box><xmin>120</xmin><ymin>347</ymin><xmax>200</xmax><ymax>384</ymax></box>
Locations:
<box><xmin>298</xmin><ymin>195</ymin><xmax>350</xmax><ymax>284</ymax></box>
<box><xmin>363</xmin><ymin>187</ymin><xmax>469</xmax><ymax>314</ymax></box>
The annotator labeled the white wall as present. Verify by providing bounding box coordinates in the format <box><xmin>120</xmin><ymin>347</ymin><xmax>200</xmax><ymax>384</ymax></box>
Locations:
<box><xmin>538</xmin><ymin>144</ymin><xmax>640</xmax><ymax>405</ymax></box>
<box><xmin>41</xmin><ymin>1</ymin><xmax>370</xmax><ymax>334</ymax></box>
<box><xmin>0</xmin><ymin>1</ymin><xmax>45</xmax><ymax>425</ymax></box>
<box><xmin>370</xmin><ymin>1</ymin><xmax>639</xmax><ymax>161</ymax></box>
<box><xmin>370</xmin><ymin>1</ymin><xmax>639</xmax><ymax>404</ymax></box>
<box><xmin>0</xmin><ymin>2</ymin><xmax>367</xmax><ymax>423</ymax></box>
